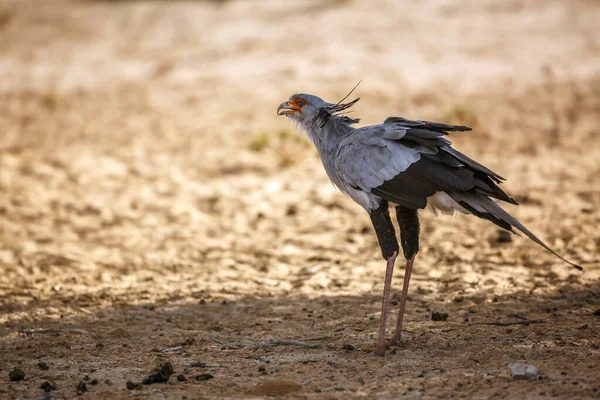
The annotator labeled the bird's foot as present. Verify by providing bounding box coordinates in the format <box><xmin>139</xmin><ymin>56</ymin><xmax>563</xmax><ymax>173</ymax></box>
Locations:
<box><xmin>390</xmin><ymin>331</ymin><xmax>402</xmax><ymax>346</ymax></box>
<box><xmin>375</xmin><ymin>342</ymin><xmax>388</xmax><ymax>356</ymax></box>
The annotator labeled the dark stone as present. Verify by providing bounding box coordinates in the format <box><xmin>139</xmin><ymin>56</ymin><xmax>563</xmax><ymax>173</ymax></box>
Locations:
<box><xmin>40</xmin><ymin>381</ymin><xmax>55</xmax><ymax>392</ymax></box>
<box><xmin>9</xmin><ymin>367</ymin><xmax>25</xmax><ymax>381</ymax></box>
<box><xmin>432</xmin><ymin>311</ymin><xmax>449</xmax><ymax>321</ymax></box>
<box><xmin>126</xmin><ymin>381</ymin><xmax>142</xmax><ymax>390</ymax></box>
<box><xmin>189</xmin><ymin>361</ymin><xmax>206</xmax><ymax>368</ymax></box>
<box><xmin>142</xmin><ymin>362</ymin><xmax>174</xmax><ymax>385</ymax></box>
<box><xmin>194</xmin><ymin>374</ymin><xmax>214</xmax><ymax>382</ymax></box>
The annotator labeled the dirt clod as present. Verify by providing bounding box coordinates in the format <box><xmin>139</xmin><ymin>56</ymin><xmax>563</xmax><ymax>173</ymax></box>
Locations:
<box><xmin>189</xmin><ymin>361</ymin><xmax>206</xmax><ymax>368</ymax></box>
<box><xmin>40</xmin><ymin>381</ymin><xmax>55</xmax><ymax>392</ymax></box>
<box><xmin>37</xmin><ymin>362</ymin><xmax>49</xmax><ymax>370</ymax></box>
<box><xmin>9</xmin><ymin>367</ymin><xmax>25</xmax><ymax>381</ymax></box>
<box><xmin>142</xmin><ymin>362</ymin><xmax>174</xmax><ymax>385</ymax></box>
<box><xmin>194</xmin><ymin>374</ymin><xmax>214</xmax><ymax>382</ymax></box>
<box><xmin>432</xmin><ymin>312</ymin><xmax>449</xmax><ymax>321</ymax></box>
<box><xmin>126</xmin><ymin>381</ymin><xmax>142</xmax><ymax>390</ymax></box>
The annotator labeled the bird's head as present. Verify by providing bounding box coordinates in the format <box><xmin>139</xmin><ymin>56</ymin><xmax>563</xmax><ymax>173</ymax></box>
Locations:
<box><xmin>277</xmin><ymin>94</ymin><xmax>330</xmax><ymax>122</ymax></box>
<box><xmin>277</xmin><ymin>93</ymin><xmax>360</xmax><ymax>128</ymax></box>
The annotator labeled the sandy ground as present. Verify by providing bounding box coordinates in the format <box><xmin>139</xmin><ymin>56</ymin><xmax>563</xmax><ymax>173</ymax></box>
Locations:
<box><xmin>1</xmin><ymin>0</ymin><xmax>600</xmax><ymax>399</ymax></box>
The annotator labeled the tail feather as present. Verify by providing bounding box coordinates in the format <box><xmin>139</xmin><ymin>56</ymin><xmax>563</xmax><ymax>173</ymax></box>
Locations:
<box><xmin>449</xmin><ymin>192</ymin><xmax>582</xmax><ymax>271</ymax></box>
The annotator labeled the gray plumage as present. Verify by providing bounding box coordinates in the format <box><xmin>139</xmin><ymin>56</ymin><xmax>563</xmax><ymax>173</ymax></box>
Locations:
<box><xmin>277</xmin><ymin>93</ymin><xmax>581</xmax><ymax>271</ymax></box>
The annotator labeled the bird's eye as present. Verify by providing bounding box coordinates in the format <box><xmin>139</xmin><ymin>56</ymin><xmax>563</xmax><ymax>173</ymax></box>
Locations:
<box><xmin>296</xmin><ymin>100</ymin><xmax>305</xmax><ymax>107</ymax></box>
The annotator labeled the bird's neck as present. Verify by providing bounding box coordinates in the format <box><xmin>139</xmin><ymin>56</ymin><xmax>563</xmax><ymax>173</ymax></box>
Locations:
<box><xmin>301</xmin><ymin>115</ymin><xmax>355</xmax><ymax>155</ymax></box>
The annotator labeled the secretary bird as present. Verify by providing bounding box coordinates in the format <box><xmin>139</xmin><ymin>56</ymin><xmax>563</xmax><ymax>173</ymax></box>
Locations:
<box><xmin>277</xmin><ymin>90</ymin><xmax>582</xmax><ymax>356</ymax></box>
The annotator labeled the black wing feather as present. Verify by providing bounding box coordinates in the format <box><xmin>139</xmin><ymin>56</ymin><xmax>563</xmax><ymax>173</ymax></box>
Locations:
<box><xmin>383</xmin><ymin>117</ymin><xmax>472</xmax><ymax>133</ymax></box>
<box><xmin>371</xmin><ymin>119</ymin><xmax>516</xmax><ymax>209</ymax></box>
<box><xmin>371</xmin><ymin>155</ymin><xmax>475</xmax><ymax>209</ymax></box>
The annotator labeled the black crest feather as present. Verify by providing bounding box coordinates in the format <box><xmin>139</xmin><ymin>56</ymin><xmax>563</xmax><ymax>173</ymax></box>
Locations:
<box><xmin>317</xmin><ymin>82</ymin><xmax>362</xmax><ymax>128</ymax></box>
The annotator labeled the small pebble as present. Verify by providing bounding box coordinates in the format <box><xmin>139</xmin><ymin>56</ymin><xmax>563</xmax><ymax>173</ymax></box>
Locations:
<box><xmin>432</xmin><ymin>311</ymin><xmax>449</xmax><ymax>321</ymax></box>
<box><xmin>189</xmin><ymin>361</ymin><xmax>206</xmax><ymax>368</ymax></box>
<box><xmin>195</xmin><ymin>374</ymin><xmax>214</xmax><ymax>382</ymax></box>
<box><xmin>126</xmin><ymin>381</ymin><xmax>142</xmax><ymax>390</ymax></box>
<box><xmin>143</xmin><ymin>362</ymin><xmax>174</xmax><ymax>385</ymax></box>
<box><xmin>509</xmin><ymin>362</ymin><xmax>538</xmax><ymax>380</ymax></box>
<box><xmin>9</xmin><ymin>367</ymin><xmax>25</xmax><ymax>381</ymax></box>
<box><xmin>177</xmin><ymin>374</ymin><xmax>187</xmax><ymax>382</ymax></box>
<box><xmin>38</xmin><ymin>362</ymin><xmax>50</xmax><ymax>370</ymax></box>
<box><xmin>40</xmin><ymin>381</ymin><xmax>55</xmax><ymax>392</ymax></box>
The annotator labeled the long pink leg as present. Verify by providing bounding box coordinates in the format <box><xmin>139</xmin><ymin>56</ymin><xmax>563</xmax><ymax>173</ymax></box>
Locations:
<box><xmin>375</xmin><ymin>251</ymin><xmax>397</xmax><ymax>356</ymax></box>
<box><xmin>391</xmin><ymin>255</ymin><xmax>415</xmax><ymax>345</ymax></box>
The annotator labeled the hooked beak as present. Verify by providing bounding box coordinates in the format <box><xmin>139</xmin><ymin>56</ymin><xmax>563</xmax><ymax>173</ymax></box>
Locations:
<box><xmin>277</xmin><ymin>101</ymin><xmax>298</xmax><ymax>116</ymax></box>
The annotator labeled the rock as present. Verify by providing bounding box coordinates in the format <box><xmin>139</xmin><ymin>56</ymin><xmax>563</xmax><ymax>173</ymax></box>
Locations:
<box><xmin>126</xmin><ymin>381</ymin><xmax>142</xmax><ymax>390</ymax></box>
<box><xmin>188</xmin><ymin>361</ymin><xmax>206</xmax><ymax>368</ymax></box>
<box><xmin>194</xmin><ymin>374</ymin><xmax>214</xmax><ymax>382</ymax></box>
<box><xmin>40</xmin><ymin>381</ymin><xmax>55</xmax><ymax>392</ymax></box>
<box><xmin>37</xmin><ymin>362</ymin><xmax>49</xmax><ymax>370</ymax></box>
<box><xmin>9</xmin><ymin>367</ymin><xmax>25</xmax><ymax>381</ymax></box>
<box><xmin>177</xmin><ymin>374</ymin><xmax>187</xmax><ymax>382</ymax></box>
<box><xmin>509</xmin><ymin>362</ymin><xmax>539</xmax><ymax>380</ymax></box>
<box><xmin>593</xmin><ymin>308</ymin><xmax>600</xmax><ymax>316</ymax></box>
<box><xmin>431</xmin><ymin>311</ymin><xmax>449</xmax><ymax>321</ymax></box>
<box><xmin>142</xmin><ymin>362</ymin><xmax>174</xmax><ymax>385</ymax></box>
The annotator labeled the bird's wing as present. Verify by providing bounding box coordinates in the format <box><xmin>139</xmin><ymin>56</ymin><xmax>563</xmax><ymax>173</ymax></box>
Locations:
<box><xmin>335</xmin><ymin>118</ymin><xmax>515</xmax><ymax>210</ymax></box>
<box><xmin>336</xmin><ymin>117</ymin><xmax>581</xmax><ymax>271</ymax></box>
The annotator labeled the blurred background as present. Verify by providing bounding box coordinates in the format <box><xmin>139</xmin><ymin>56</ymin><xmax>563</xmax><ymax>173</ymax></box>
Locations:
<box><xmin>0</xmin><ymin>0</ymin><xmax>599</xmax><ymax>398</ymax></box>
